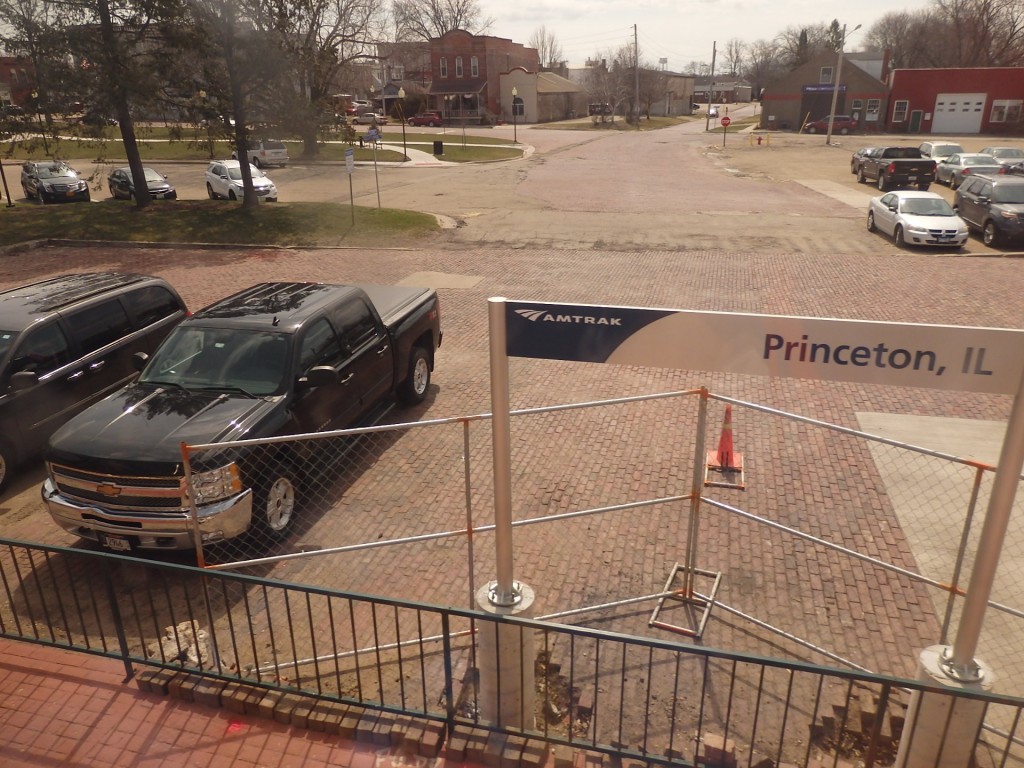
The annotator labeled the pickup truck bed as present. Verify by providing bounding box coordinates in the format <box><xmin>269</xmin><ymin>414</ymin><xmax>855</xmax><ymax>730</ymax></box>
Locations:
<box><xmin>857</xmin><ymin>147</ymin><xmax>936</xmax><ymax>191</ymax></box>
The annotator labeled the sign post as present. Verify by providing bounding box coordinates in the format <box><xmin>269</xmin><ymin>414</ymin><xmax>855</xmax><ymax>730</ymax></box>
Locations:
<box><xmin>720</xmin><ymin>115</ymin><xmax>731</xmax><ymax>146</ymax></box>
<box><xmin>344</xmin><ymin>148</ymin><xmax>355</xmax><ymax>225</ymax></box>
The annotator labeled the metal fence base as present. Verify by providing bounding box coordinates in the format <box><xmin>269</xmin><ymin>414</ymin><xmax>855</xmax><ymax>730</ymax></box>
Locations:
<box><xmin>648</xmin><ymin>562</ymin><xmax>722</xmax><ymax>638</ymax></box>
<box><xmin>704</xmin><ymin>450</ymin><xmax>745</xmax><ymax>490</ymax></box>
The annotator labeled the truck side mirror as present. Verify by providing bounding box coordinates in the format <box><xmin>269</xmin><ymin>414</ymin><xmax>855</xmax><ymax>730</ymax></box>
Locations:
<box><xmin>297</xmin><ymin>365</ymin><xmax>338</xmax><ymax>389</ymax></box>
<box><xmin>132</xmin><ymin>352</ymin><xmax>149</xmax><ymax>372</ymax></box>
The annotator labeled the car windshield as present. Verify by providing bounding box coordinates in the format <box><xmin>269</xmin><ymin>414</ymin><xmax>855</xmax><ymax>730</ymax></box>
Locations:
<box><xmin>227</xmin><ymin>165</ymin><xmax>265</xmax><ymax>181</ymax></box>
<box><xmin>992</xmin><ymin>149</ymin><xmax>1024</xmax><ymax>159</ymax></box>
<box><xmin>140</xmin><ymin>326</ymin><xmax>290</xmax><ymax>396</ymax></box>
<box><xmin>37</xmin><ymin>165</ymin><xmax>74</xmax><ymax>179</ymax></box>
<box><xmin>934</xmin><ymin>145</ymin><xmax>963</xmax><ymax>157</ymax></box>
<box><xmin>902</xmin><ymin>198</ymin><xmax>955</xmax><ymax>216</ymax></box>
<box><xmin>143</xmin><ymin>168</ymin><xmax>165</xmax><ymax>182</ymax></box>
<box><xmin>0</xmin><ymin>330</ymin><xmax>17</xmax><ymax>362</ymax></box>
<box><xmin>992</xmin><ymin>187</ymin><xmax>1024</xmax><ymax>204</ymax></box>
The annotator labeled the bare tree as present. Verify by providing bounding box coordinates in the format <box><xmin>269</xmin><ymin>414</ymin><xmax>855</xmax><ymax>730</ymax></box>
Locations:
<box><xmin>391</xmin><ymin>0</ymin><xmax>491</xmax><ymax>40</ymax></box>
<box><xmin>775</xmin><ymin>23</ymin><xmax>829</xmax><ymax>68</ymax></box>
<box><xmin>863</xmin><ymin>10</ymin><xmax>937</xmax><ymax>69</ymax></box>
<box><xmin>935</xmin><ymin>0</ymin><xmax>1024</xmax><ymax>66</ymax></box>
<box><xmin>723</xmin><ymin>38</ymin><xmax>744</xmax><ymax>76</ymax></box>
<box><xmin>528</xmin><ymin>25</ymin><xmax>563</xmax><ymax>69</ymax></box>
<box><xmin>743</xmin><ymin>39</ymin><xmax>782</xmax><ymax>100</ymax></box>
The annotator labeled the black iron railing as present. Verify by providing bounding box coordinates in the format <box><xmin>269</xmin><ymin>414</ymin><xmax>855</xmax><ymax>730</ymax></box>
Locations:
<box><xmin>1</xmin><ymin>538</ymin><xmax>1022</xmax><ymax>767</ymax></box>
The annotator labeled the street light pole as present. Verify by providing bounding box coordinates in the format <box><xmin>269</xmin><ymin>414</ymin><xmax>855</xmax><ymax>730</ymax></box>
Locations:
<box><xmin>511</xmin><ymin>86</ymin><xmax>518</xmax><ymax>143</ymax></box>
<box><xmin>825</xmin><ymin>23</ymin><xmax>861</xmax><ymax>145</ymax></box>
<box><xmin>397</xmin><ymin>86</ymin><xmax>408</xmax><ymax>162</ymax></box>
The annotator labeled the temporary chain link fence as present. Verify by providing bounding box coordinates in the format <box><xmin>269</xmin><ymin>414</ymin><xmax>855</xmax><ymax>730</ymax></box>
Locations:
<box><xmin>183</xmin><ymin>388</ymin><xmax>1024</xmax><ymax>699</ymax></box>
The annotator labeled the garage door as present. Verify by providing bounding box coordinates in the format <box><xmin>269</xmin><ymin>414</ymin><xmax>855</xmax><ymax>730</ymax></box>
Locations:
<box><xmin>932</xmin><ymin>93</ymin><xmax>986</xmax><ymax>133</ymax></box>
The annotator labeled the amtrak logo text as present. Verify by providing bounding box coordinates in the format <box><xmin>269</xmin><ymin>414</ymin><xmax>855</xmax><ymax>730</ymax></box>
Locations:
<box><xmin>515</xmin><ymin>309</ymin><xmax>622</xmax><ymax>325</ymax></box>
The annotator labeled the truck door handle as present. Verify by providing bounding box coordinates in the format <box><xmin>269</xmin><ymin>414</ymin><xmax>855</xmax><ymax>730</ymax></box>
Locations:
<box><xmin>340</xmin><ymin>373</ymin><xmax>355</xmax><ymax>385</ymax></box>
<box><xmin>376</xmin><ymin>344</ymin><xmax>389</xmax><ymax>356</ymax></box>
<box><xmin>67</xmin><ymin>370</ymin><xmax>85</xmax><ymax>381</ymax></box>
<box><xmin>89</xmin><ymin>360</ymin><xmax>106</xmax><ymax>371</ymax></box>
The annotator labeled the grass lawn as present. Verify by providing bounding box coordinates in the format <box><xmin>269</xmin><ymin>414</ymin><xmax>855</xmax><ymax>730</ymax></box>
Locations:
<box><xmin>0</xmin><ymin>199</ymin><xmax>440</xmax><ymax>248</ymax></box>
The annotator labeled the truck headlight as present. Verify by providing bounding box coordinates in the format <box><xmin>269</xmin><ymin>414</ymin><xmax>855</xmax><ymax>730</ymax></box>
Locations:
<box><xmin>190</xmin><ymin>463</ymin><xmax>242</xmax><ymax>505</ymax></box>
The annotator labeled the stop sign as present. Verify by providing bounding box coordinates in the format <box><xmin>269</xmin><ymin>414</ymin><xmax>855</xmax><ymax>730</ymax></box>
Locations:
<box><xmin>721</xmin><ymin>116</ymin><xmax>731</xmax><ymax>127</ymax></box>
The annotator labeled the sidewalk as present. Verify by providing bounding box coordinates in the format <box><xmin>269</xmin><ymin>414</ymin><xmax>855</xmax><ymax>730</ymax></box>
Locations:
<box><xmin>0</xmin><ymin>637</ymin><xmax>429</xmax><ymax>767</ymax></box>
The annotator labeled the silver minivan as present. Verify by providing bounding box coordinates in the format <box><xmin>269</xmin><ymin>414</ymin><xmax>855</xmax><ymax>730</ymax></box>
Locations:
<box><xmin>233</xmin><ymin>139</ymin><xmax>289</xmax><ymax>168</ymax></box>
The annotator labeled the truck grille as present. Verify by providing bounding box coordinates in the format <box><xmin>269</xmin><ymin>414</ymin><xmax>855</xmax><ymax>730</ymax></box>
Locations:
<box><xmin>48</xmin><ymin>463</ymin><xmax>187</xmax><ymax>512</ymax></box>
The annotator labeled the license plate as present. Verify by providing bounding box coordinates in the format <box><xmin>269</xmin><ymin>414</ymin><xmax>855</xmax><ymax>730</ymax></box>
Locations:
<box><xmin>154</xmin><ymin>192</ymin><xmax>165</xmax><ymax>199</ymax></box>
<box><xmin>908</xmin><ymin>176</ymin><xmax>917</xmax><ymax>181</ymax></box>
<box><xmin>100</xmin><ymin>533</ymin><xmax>132</xmax><ymax>552</ymax></box>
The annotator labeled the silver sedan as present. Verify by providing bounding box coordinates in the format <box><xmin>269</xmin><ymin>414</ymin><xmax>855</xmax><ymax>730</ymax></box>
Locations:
<box><xmin>866</xmin><ymin>190</ymin><xmax>969</xmax><ymax>248</ymax></box>
<box><xmin>935</xmin><ymin>153</ymin><xmax>1004</xmax><ymax>188</ymax></box>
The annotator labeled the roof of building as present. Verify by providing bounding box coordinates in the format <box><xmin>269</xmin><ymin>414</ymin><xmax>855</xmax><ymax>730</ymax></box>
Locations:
<box><xmin>537</xmin><ymin>72</ymin><xmax>583</xmax><ymax>94</ymax></box>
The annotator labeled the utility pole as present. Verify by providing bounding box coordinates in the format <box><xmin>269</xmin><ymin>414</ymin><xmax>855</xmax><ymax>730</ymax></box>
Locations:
<box><xmin>634</xmin><ymin>24</ymin><xmax>640</xmax><ymax>129</ymax></box>
<box><xmin>705</xmin><ymin>42</ymin><xmax>717</xmax><ymax>131</ymax></box>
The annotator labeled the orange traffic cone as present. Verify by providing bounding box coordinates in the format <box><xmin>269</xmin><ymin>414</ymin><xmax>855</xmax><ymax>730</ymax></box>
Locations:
<box><xmin>715</xmin><ymin>405</ymin><xmax>734</xmax><ymax>469</ymax></box>
<box><xmin>705</xmin><ymin>405</ymin><xmax>744</xmax><ymax>488</ymax></box>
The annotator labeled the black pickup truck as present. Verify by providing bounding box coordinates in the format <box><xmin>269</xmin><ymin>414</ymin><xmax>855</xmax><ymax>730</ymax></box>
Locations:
<box><xmin>43</xmin><ymin>281</ymin><xmax>442</xmax><ymax>552</ymax></box>
<box><xmin>855</xmin><ymin>146</ymin><xmax>936</xmax><ymax>191</ymax></box>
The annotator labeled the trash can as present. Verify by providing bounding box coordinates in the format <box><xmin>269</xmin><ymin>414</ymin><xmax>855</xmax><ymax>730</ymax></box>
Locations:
<box><xmin>432</xmin><ymin>140</ymin><xmax>443</xmax><ymax>156</ymax></box>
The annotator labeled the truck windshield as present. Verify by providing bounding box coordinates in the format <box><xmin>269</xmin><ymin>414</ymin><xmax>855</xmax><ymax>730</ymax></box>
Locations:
<box><xmin>140</xmin><ymin>326</ymin><xmax>290</xmax><ymax>396</ymax></box>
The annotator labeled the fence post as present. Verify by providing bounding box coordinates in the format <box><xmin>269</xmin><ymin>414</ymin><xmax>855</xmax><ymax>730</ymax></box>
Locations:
<box><xmin>103</xmin><ymin>560</ymin><xmax>135</xmax><ymax>681</ymax></box>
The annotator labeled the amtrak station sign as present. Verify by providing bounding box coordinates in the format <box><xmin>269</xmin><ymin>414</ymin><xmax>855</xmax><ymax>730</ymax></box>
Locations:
<box><xmin>503</xmin><ymin>300</ymin><xmax>1024</xmax><ymax>395</ymax></box>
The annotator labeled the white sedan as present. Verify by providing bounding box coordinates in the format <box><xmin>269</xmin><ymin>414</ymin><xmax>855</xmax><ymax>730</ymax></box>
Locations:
<box><xmin>866</xmin><ymin>190</ymin><xmax>969</xmax><ymax>248</ymax></box>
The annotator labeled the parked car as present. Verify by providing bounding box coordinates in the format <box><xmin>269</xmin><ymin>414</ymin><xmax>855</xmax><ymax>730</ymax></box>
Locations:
<box><xmin>866</xmin><ymin>190</ymin><xmax>969</xmax><ymax>248</ymax></box>
<box><xmin>21</xmin><ymin>161</ymin><xmax>91</xmax><ymax>203</ymax></box>
<box><xmin>707</xmin><ymin>106</ymin><xmax>719</xmax><ymax>118</ymax></box>
<box><xmin>918</xmin><ymin>141</ymin><xmax>964</xmax><ymax>160</ymax></box>
<box><xmin>0</xmin><ymin>273</ymin><xmax>187</xmax><ymax>491</ymax></box>
<box><xmin>107</xmin><ymin>166</ymin><xmax>177</xmax><ymax>200</ymax></box>
<box><xmin>977</xmin><ymin>147</ymin><xmax>1024</xmax><ymax>166</ymax></box>
<box><xmin>850</xmin><ymin>147</ymin><xmax>881</xmax><ymax>175</ymax></box>
<box><xmin>205</xmin><ymin>160</ymin><xmax>278</xmax><ymax>202</ymax></box>
<box><xmin>407</xmin><ymin>112</ymin><xmax>443</xmax><ymax>127</ymax></box>
<box><xmin>935</xmin><ymin>153</ymin><xmax>1005</xmax><ymax>188</ymax></box>
<box><xmin>43</xmin><ymin>281</ymin><xmax>443</xmax><ymax>551</ymax></box>
<box><xmin>953</xmin><ymin>174</ymin><xmax>1024</xmax><ymax>246</ymax></box>
<box><xmin>353</xmin><ymin>112</ymin><xmax>388</xmax><ymax>125</ymax></box>
<box><xmin>231</xmin><ymin>139</ymin><xmax>289</xmax><ymax>168</ymax></box>
<box><xmin>854</xmin><ymin>146</ymin><xmax>936</xmax><ymax>191</ymax></box>
<box><xmin>803</xmin><ymin>115</ymin><xmax>857</xmax><ymax>134</ymax></box>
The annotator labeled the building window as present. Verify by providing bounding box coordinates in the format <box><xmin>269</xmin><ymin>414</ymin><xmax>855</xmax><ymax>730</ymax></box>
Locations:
<box><xmin>392</xmin><ymin>64</ymin><xmax>404</xmax><ymax>80</ymax></box>
<box><xmin>990</xmin><ymin>99</ymin><xmax>1022</xmax><ymax>123</ymax></box>
<box><xmin>440</xmin><ymin>57</ymin><xmax>447</xmax><ymax>78</ymax></box>
<box><xmin>471</xmin><ymin>56</ymin><xmax>479</xmax><ymax>77</ymax></box>
<box><xmin>851</xmin><ymin>99</ymin><xmax>863</xmax><ymax>110</ymax></box>
<box><xmin>820</xmin><ymin>66</ymin><xmax>833</xmax><ymax>84</ymax></box>
<box><xmin>892</xmin><ymin>100</ymin><xmax>909</xmax><ymax>122</ymax></box>
<box><xmin>455</xmin><ymin>57</ymin><xmax>463</xmax><ymax>78</ymax></box>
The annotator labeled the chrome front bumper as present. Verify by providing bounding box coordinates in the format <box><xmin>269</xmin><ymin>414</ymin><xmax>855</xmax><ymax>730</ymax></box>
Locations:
<box><xmin>43</xmin><ymin>478</ymin><xmax>254</xmax><ymax>551</ymax></box>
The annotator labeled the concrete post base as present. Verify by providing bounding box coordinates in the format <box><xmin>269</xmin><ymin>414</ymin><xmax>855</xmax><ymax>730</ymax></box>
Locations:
<box><xmin>474</xmin><ymin>581</ymin><xmax>536</xmax><ymax>729</ymax></box>
<box><xmin>896</xmin><ymin>645</ymin><xmax>993</xmax><ymax>768</ymax></box>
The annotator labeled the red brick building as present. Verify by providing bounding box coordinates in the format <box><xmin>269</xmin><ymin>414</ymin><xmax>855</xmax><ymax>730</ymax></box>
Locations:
<box><xmin>886</xmin><ymin>68</ymin><xmax>1024</xmax><ymax>136</ymax></box>
<box><xmin>427</xmin><ymin>30</ymin><xmax>539</xmax><ymax>123</ymax></box>
<box><xmin>0</xmin><ymin>56</ymin><xmax>34</xmax><ymax>108</ymax></box>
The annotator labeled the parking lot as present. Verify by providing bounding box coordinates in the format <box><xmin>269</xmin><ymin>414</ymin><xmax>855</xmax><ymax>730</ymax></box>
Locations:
<box><xmin>1</xmin><ymin>119</ymin><xmax>1022</xmax><ymax>691</ymax></box>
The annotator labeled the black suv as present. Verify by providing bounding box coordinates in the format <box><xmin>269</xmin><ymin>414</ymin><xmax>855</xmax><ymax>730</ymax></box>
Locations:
<box><xmin>954</xmin><ymin>174</ymin><xmax>1024</xmax><ymax>246</ymax></box>
<box><xmin>21</xmin><ymin>160</ymin><xmax>91</xmax><ymax>203</ymax></box>
<box><xmin>0</xmin><ymin>273</ymin><xmax>187</xmax><ymax>490</ymax></box>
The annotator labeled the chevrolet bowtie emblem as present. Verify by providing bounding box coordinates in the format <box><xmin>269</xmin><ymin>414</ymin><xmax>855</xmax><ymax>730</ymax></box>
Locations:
<box><xmin>96</xmin><ymin>484</ymin><xmax>123</xmax><ymax>497</ymax></box>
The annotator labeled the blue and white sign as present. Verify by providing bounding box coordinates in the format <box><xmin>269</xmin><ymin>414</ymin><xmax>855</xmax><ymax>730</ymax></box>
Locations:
<box><xmin>504</xmin><ymin>300</ymin><xmax>1024</xmax><ymax>395</ymax></box>
<box><xmin>345</xmin><ymin>148</ymin><xmax>355</xmax><ymax>174</ymax></box>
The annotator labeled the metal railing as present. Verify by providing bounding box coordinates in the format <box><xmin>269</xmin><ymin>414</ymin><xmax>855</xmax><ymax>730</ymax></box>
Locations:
<box><xmin>2</xmin><ymin>538</ymin><xmax>1024</xmax><ymax>767</ymax></box>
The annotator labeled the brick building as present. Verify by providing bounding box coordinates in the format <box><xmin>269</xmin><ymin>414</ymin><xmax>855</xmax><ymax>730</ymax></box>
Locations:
<box><xmin>427</xmin><ymin>30</ymin><xmax>539</xmax><ymax>124</ymax></box>
<box><xmin>886</xmin><ymin>68</ymin><xmax>1024</xmax><ymax>135</ymax></box>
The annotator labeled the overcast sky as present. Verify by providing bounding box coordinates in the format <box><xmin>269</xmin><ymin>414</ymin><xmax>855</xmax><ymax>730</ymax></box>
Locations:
<box><xmin>475</xmin><ymin>0</ymin><xmax>938</xmax><ymax>70</ymax></box>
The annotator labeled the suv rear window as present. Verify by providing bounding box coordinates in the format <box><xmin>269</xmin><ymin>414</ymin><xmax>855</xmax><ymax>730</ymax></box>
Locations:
<box><xmin>66</xmin><ymin>299</ymin><xmax>132</xmax><ymax>355</ymax></box>
<box><xmin>263</xmin><ymin>141</ymin><xmax>286</xmax><ymax>150</ymax></box>
<box><xmin>125</xmin><ymin>285</ymin><xmax>183</xmax><ymax>327</ymax></box>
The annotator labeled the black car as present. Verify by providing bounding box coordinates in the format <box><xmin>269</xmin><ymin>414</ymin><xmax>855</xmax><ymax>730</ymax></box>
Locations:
<box><xmin>107</xmin><ymin>166</ymin><xmax>177</xmax><ymax>200</ymax></box>
<box><xmin>0</xmin><ymin>273</ymin><xmax>187</xmax><ymax>490</ymax></box>
<box><xmin>20</xmin><ymin>160</ymin><xmax>91</xmax><ymax>203</ymax></box>
<box><xmin>953</xmin><ymin>174</ymin><xmax>1024</xmax><ymax>246</ymax></box>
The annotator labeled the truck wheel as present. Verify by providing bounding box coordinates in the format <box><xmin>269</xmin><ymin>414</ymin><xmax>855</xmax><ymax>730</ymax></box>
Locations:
<box><xmin>398</xmin><ymin>346</ymin><xmax>431</xmax><ymax>405</ymax></box>
<box><xmin>256</xmin><ymin>466</ymin><xmax>298</xmax><ymax>538</ymax></box>
<box><xmin>857</xmin><ymin>167</ymin><xmax>866</xmax><ymax>183</ymax></box>
<box><xmin>877</xmin><ymin>174</ymin><xmax>887</xmax><ymax>191</ymax></box>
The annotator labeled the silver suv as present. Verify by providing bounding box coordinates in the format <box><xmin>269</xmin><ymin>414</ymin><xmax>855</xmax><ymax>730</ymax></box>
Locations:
<box><xmin>231</xmin><ymin>139</ymin><xmax>289</xmax><ymax>168</ymax></box>
<box><xmin>204</xmin><ymin>160</ymin><xmax>278</xmax><ymax>201</ymax></box>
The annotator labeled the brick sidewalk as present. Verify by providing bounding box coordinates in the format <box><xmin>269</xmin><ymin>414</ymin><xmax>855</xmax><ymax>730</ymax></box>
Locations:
<box><xmin>0</xmin><ymin>637</ymin><xmax>438</xmax><ymax>768</ymax></box>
